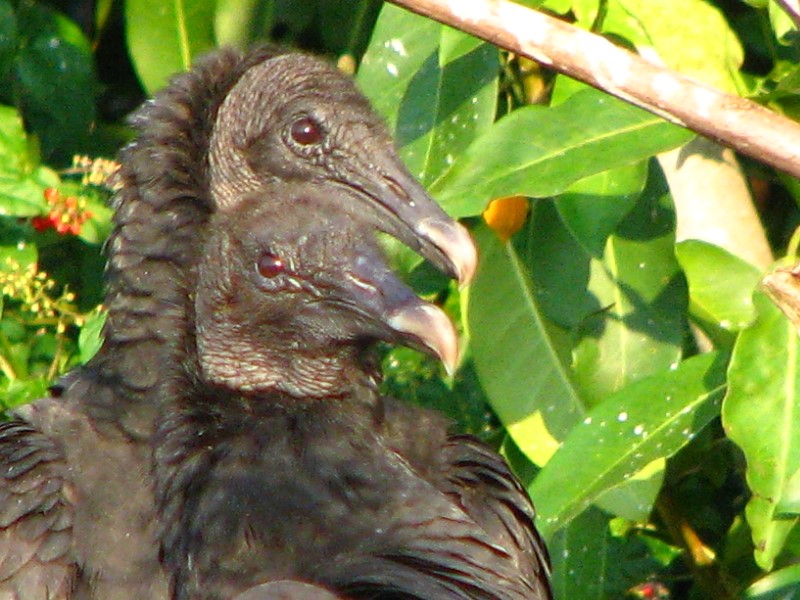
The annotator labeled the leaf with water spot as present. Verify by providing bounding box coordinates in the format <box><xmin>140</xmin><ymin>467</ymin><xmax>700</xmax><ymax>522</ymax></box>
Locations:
<box><xmin>531</xmin><ymin>352</ymin><xmax>726</xmax><ymax>538</ymax></box>
<box><xmin>722</xmin><ymin>292</ymin><xmax>800</xmax><ymax>570</ymax></box>
<box><xmin>676</xmin><ymin>239</ymin><xmax>761</xmax><ymax>331</ymax></box>
<box><xmin>431</xmin><ymin>88</ymin><xmax>693</xmax><ymax>217</ymax></box>
<box><xmin>465</xmin><ymin>223</ymin><xmax>584</xmax><ymax>466</ymax></box>
<box><xmin>358</xmin><ymin>4</ymin><xmax>498</xmax><ymax>187</ymax></box>
<box><xmin>571</xmin><ymin>183</ymin><xmax>685</xmax><ymax>409</ymax></box>
<box><xmin>549</xmin><ymin>507</ymin><xmax>663</xmax><ymax>598</ymax></box>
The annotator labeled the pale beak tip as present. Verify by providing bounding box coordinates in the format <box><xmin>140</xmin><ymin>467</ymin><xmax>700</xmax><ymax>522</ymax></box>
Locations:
<box><xmin>417</xmin><ymin>218</ymin><xmax>478</xmax><ymax>288</ymax></box>
<box><xmin>387</xmin><ymin>303</ymin><xmax>460</xmax><ymax>374</ymax></box>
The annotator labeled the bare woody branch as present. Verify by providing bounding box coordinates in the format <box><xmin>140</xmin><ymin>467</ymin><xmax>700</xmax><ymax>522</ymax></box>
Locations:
<box><xmin>388</xmin><ymin>0</ymin><xmax>800</xmax><ymax>180</ymax></box>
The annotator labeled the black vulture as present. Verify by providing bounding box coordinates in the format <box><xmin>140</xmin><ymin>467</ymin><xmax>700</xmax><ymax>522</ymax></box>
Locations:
<box><xmin>0</xmin><ymin>47</ymin><xmax>551</xmax><ymax>600</ymax></box>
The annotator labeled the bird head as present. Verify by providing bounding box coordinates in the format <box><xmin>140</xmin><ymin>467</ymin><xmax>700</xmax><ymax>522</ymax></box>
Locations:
<box><xmin>195</xmin><ymin>181</ymin><xmax>463</xmax><ymax>398</ymax></box>
<box><xmin>207</xmin><ymin>52</ymin><xmax>476</xmax><ymax>288</ymax></box>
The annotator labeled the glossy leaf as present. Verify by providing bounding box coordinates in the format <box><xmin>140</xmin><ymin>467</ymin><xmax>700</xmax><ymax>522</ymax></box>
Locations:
<box><xmin>466</xmin><ymin>223</ymin><xmax>584</xmax><ymax>466</ymax></box>
<box><xmin>777</xmin><ymin>468</ymin><xmax>800</xmax><ymax>517</ymax></box>
<box><xmin>744</xmin><ymin>562</ymin><xmax>800</xmax><ymax>598</ymax></box>
<box><xmin>125</xmin><ymin>0</ymin><xmax>216</xmax><ymax>94</ymax></box>
<box><xmin>78</xmin><ymin>310</ymin><xmax>106</xmax><ymax>365</ymax></box>
<box><xmin>676</xmin><ymin>240</ymin><xmax>762</xmax><ymax>331</ymax></box>
<box><xmin>0</xmin><ymin>105</ymin><xmax>58</xmax><ymax>216</ymax></box>
<box><xmin>549</xmin><ymin>507</ymin><xmax>614</xmax><ymax>599</ymax></box>
<box><xmin>549</xmin><ymin>507</ymin><xmax>663</xmax><ymax>598</ymax></box>
<box><xmin>524</xmin><ymin>200</ymin><xmax>598</xmax><ymax>330</ymax></box>
<box><xmin>432</xmin><ymin>89</ymin><xmax>693</xmax><ymax>217</ymax></box>
<box><xmin>358</xmin><ymin>4</ymin><xmax>440</xmax><ymax>128</ymax></box>
<box><xmin>605</xmin><ymin>0</ymin><xmax>744</xmax><ymax>93</ymax></box>
<box><xmin>13</xmin><ymin>3</ymin><xmax>97</xmax><ymax>160</ymax></box>
<box><xmin>555</xmin><ymin>162</ymin><xmax>646</xmax><ymax>258</ymax></box>
<box><xmin>358</xmin><ymin>4</ymin><xmax>498</xmax><ymax>187</ymax></box>
<box><xmin>532</xmin><ymin>352</ymin><xmax>726</xmax><ymax>538</ymax></box>
<box><xmin>723</xmin><ymin>293</ymin><xmax>800</xmax><ymax>570</ymax></box>
<box><xmin>572</xmin><ymin>185</ymin><xmax>686</xmax><ymax>409</ymax></box>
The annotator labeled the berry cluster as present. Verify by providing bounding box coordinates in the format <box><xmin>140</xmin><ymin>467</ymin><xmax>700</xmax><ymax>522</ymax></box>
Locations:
<box><xmin>31</xmin><ymin>188</ymin><xmax>93</xmax><ymax>236</ymax></box>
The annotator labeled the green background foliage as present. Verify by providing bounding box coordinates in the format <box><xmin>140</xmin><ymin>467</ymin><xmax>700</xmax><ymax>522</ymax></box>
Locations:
<box><xmin>1</xmin><ymin>0</ymin><xmax>800</xmax><ymax>597</ymax></box>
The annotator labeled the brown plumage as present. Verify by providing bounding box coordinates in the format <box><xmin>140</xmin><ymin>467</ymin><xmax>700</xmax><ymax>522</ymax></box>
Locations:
<box><xmin>0</xmin><ymin>47</ymin><xmax>551</xmax><ymax>600</ymax></box>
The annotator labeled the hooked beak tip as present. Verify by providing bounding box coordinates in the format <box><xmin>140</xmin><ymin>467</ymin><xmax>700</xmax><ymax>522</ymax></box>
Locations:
<box><xmin>387</xmin><ymin>303</ymin><xmax>459</xmax><ymax>375</ymax></box>
<box><xmin>416</xmin><ymin>218</ymin><xmax>478</xmax><ymax>288</ymax></box>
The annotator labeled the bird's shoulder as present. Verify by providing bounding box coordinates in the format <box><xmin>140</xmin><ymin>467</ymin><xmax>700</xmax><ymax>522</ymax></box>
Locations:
<box><xmin>378</xmin><ymin>397</ymin><xmax>553</xmax><ymax>599</ymax></box>
<box><xmin>0</xmin><ymin>409</ymin><xmax>75</xmax><ymax>600</ymax></box>
<box><xmin>9</xmin><ymin>381</ymin><xmax>169</xmax><ymax>600</ymax></box>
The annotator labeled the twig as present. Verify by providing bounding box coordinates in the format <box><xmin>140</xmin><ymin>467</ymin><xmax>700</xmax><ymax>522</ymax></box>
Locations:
<box><xmin>387</xmin><ymin>0</ymin><xmax>800</xmax><ymax>180</ymax></box>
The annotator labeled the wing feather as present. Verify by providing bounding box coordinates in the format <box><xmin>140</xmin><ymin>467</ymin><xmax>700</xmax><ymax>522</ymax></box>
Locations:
<box><xmin>0</xmin><ymin>421</ymin><xmax>75</xmax><ymax>599</ymax></box>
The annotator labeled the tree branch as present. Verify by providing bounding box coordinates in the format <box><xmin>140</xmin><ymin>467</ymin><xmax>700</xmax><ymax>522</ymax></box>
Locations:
<box><xmin>388</xmin><ymin>0</ymin><xmax>800</xmax><ymax>180</ymax></box>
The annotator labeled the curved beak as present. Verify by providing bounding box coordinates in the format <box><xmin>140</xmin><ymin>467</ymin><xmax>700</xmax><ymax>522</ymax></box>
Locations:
<box><xmin>337</xmin><ymin>246</ymin><xmax>460</xmax><ymax>374</ymax></box>
<box><xmin>335</xmin><ymin>155</ymin><xmax>477</xmax><ymax>288</ymax></box>
<box><xmin>387</xmin><ymin>302</ymin><xmax>459</xmax><ymax>375</ymax></box>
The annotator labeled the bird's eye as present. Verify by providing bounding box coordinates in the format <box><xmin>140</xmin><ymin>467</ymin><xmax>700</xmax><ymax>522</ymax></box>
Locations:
<box><xmin>257</xmin><ymin>252</ymin><xmax>285</xmax><ymax>279</ymax></box>
<box><xmin>290</xmin><ymin>116</ymin><xmax>323</xmax><ymax>146</ymax></box>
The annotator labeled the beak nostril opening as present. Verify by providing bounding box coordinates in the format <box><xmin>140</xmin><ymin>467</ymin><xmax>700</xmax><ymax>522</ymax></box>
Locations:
<box><xmin>383</xmin><ymin>175</ymin><xmax>412</xmax><ymax>205</ymax></box>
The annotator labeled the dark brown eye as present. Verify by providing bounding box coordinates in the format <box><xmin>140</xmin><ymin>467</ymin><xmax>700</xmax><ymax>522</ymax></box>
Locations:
<box><xmin>290</xmin><ymin>116</ymin><xmax>323</xmax><ymax>145</ymax></box>
<box><xmin>257</xmin><ymin>252</ymin><xmax>285</xmax><ymax>279</ymax></box>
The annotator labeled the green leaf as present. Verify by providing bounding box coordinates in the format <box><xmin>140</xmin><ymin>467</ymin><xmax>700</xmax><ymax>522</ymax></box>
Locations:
<box><xmin>769</xmin><ymin>0</ymin><xmax>798</xmax><ymax>46</ymax></box>
<box><xmin>744</xmin><ymin>563</ymin><xmax>800</xmax><ymax>598</ymax></box>
<box><xmin>777</xmin><ymin>468</ymin><xmax>800</xmax><ymax>517</ymax></box>
<box><xmin>13</xmin><ymin>4</ymin><xmax>97</xmax><ymax>160</ymax></box>
<box><xmin>555</xmin><ymin>162</ymin><xmax>646</xmax><ymax>258</ymax></box>
<box><xmin>605</xmin><ymin>0</ymin><xmax>744</xmax><ymax>94</ymax></box>
<box><xmin>572</xmin><ymin>185</ymin><xmax>686</xmax><ymax>409</ymax></box>
<box><xmin>723</xmin><ymin>293</ymin><xmax>800</xmax><ymax>570</ymax></box>
<box><xmin>531</xmin><ymin>352</ymin><xmax>726</xmax><ymax>538</ymax></box>
<box><xmin>125</xmin><ymin>0</ymin><xmax>216</xmax><ymax>94</ymax></box>
<box><xmin>318</xmin><ymin>0</ymin><xmax>382</xmax><ymax>57</ymax></box>
<box><xmin>0</xmin><ymin>105</ymin><xmax>57</xmax><ymax>216</ymax></box>
<box><xmin>358</xmin><ymin>4</ymin><xmax>440</xmax><ymax>128</ymax></box>
<box><xmin>439</xmin><ymin>26</ymin><xmax>482</xmax><ymax>66</ymax></box>
<box><xmin>676</xmin><ymin>240</ymin><xmax>762</xmax><ymax>331</ymax></box>
<box><xmin>0</xmin><ymin>1</ymin><xmax>16</xmax><ymax>92</ymax></box>
<box><xmin>432</xmin><ymin>89</ymin><xmax>693</xmax><ymax>217</ymax></box>
<box><xmin>214</xmin><ymin>0</ymin><xmax>261</xmax><ymax>48</ymax></box>
<box><xmin>78</xmin><ymin>310</ymin><xmax>106</xmax><ymax>365</ymax></box>
<box><xmin>0</xmin><ymin>105</ymin><xmax>29</xmax><ymax>174</ymax></box>
<box><xmin>1</xmin><ymin>376</ymin><xmax>49</xmax><ymax>411</ymax></box>
<box><xmin>549</xmin><ymin>507</ymin><xmax>615</xmax><ymax>599</ymax></box>
<box><xmin>358</xmin><ymin>5</ymin><xmax>498</xmax><ymax>187</ymax></box>
<box><xmin>524</xmin><ymin>200</ymin><xmax>598</xmax><ymax>329</ymax></box>
<box><xmin>466</xmin><ymin>223</ymin><xmax>584</xmax><ymax>466</ymax></box>
<box><xmin>0</xmin><ymin>241</ymin><xmax>37</xmax><ymax>273</ymax></box>
<box><xmin>549</xmin><ymin>507</ymin><xmax>663</xmax><ymax>598</ymax></box>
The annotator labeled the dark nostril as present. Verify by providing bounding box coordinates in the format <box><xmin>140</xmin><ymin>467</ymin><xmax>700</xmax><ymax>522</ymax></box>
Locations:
<box><xmin>383</xmin><ymin>175</ymin><xmax>412</xmax><ymax>204</ymax></box>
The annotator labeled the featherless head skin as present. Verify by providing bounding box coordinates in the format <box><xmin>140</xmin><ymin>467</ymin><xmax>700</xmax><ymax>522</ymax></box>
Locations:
<box><xmin>95</xmin><ymin>45</ymin><xmax>475</xmax><ymax>406</ymax></box>
<box><xmin>195</xmin><ymin>182</ymin><xmax>460</xmax><ymax>397</ymax></box>
<box><xmin>206</xmin><ymin>51</ymin><xmax>477</xmax><ymax>287</ymax></box>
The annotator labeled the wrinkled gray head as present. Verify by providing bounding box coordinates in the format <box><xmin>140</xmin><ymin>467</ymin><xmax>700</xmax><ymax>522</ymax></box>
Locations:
<box><xmin>195</xmin><ymin>181</ymin><xmax>458</xmax><ymax>398</ymax></box>
<box><xmin>207</xmin><ymin>52</ymin><xmax>476</xmax><ymax>287</ymax></box>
